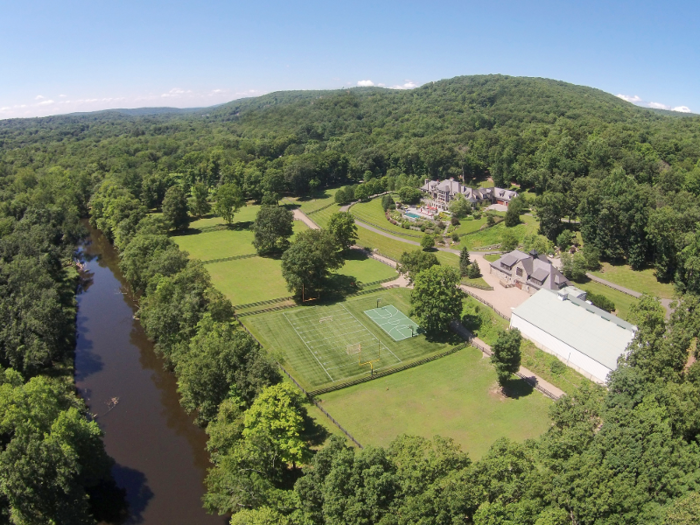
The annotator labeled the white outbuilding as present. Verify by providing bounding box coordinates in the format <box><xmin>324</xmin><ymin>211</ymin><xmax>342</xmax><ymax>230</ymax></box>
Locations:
<box><xmin>509</xmin><ymin>288</ymin><xmax>637</xmax><ymax>384</ymax></box>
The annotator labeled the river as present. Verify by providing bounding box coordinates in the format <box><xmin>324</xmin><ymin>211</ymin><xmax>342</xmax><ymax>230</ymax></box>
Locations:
<box><xmin>75</xmin><ymin>224</ymin><xmax>226</xmax><ymax>524</ymax></box>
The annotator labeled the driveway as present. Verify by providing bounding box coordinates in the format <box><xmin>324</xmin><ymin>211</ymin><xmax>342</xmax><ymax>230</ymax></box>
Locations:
<box><xmin>293</xmin><ymin>208</ymin><xmax>320</xmax><ymax>229</ymax></box>
<box><xmin>462</xmin><ymin>254</ymin><xmax>532</xmax><ymax>318</ymax></box>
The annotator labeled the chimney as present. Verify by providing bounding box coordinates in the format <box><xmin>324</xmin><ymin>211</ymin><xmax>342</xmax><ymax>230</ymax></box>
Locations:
<box><xmin>558</xmin><ymin>290</ymin><xmax>568</xmax><ymax>301</ymax></box>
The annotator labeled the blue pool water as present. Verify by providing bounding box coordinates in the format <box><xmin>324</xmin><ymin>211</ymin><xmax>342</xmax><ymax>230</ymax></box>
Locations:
<box><xmin>405</xmin><ymin>212</ymin><xmax>421</xmax><ymax>219</ymax></box>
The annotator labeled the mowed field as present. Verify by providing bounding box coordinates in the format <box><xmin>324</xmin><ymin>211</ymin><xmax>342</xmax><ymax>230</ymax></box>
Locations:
<box><xmin>244</xmin><ymin>288</ymin><xmax>456</xmax><ymax>390</ymax></box>
<box><xmin>174</xmin><ymin>205</ymin><xmax>397</xmax><ymax>306</ymax></box>
<box><xmin>591</xmin><ymin>262</ymin><xmax>675</xmax><ymax>299</ymax></box>
<box><xmin>316</xmin><ymin>348</ymin><xmax>553</xmax><ymax>459</ymax></box>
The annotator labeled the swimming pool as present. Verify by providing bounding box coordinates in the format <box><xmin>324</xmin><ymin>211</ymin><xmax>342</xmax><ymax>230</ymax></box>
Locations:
<box><xmin>405</xmin><ymin>212</ymin><xmax>421</xmax><ymax>219</ymax></box>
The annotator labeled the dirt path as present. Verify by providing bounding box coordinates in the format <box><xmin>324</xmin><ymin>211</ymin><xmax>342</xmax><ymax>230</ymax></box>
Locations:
<box><xmin>586</xmin><ymin>272</ymin><xmax>673</xmax><ymax>318</ymax></box>
<box><xmin>293</xmin><ymin>208</ymin><xmax>320</xmax><ymax>229</ymax></box>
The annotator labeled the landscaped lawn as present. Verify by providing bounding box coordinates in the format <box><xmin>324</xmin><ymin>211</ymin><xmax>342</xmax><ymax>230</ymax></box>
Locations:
<box><xmin>309</xmin><ymin>203</ymin><xmax>343</xmax><ymax>228</ymax></box>
<box><xmin>591</xmin><ymin>262</ymin><xmax>675</xmax><ymax>299</ymax></box>
<box><xmin>461</xmin><ymin>276</ymin><xmax>492</xmax><ymax>289</ymax></box>
<box><xmin>244</xmin><ymin>288</ymin><xmax>458</xmax><ymax>390</ymax></box>
<box><xmin>572</xmin><ymin>279</ymin><xmax>639</xmax><ymax>321</ymax></box>
<box><xmin>292</xmin><ymin>188</ymin><xmax>341</xmax><ymax>214</ymax></box>
<box><xmin>453</xmin><ymin>216</ymin><xmax>488</xmax><ymax>236</ymax></box>
<box><xmin>484</xmin><ymin>253</ymin><xmax>501</xmax><ymax>262</ymax></box>
<box><xmin>356</xmin><ymin>226</ymin><xmax>461</xmax><ymax>269</ymax></box>
<box><xmin>350</xmin><ymin>199</ymin><xmax>423</xmax><ymax>240</ymax></box>
<box><xmin>335</xmin><ymin>252</ymin><xmax>397</xmax><ymax>284</ymax></box>
<box><xmin>455</xmin><ymin>215</ymin><xmax>539</xmax><ymax>251</ymax></box>
<box><xmin>173</xmin><ymin>228</ymin><xmax>256</xmax><ymax>261</ymax></box>
<box><xmin>207</xmin><ymin>256</ymin><xmax>291</xmax><ymax>306</ymax></box>
<box><xmin>316</xmin><ymin>348</ymin><xmax>552</xmax><ymax>460</ymax></box>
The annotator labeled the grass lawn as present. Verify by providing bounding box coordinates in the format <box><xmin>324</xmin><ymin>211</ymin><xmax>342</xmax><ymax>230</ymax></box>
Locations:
<box><xmin>454</xmin><ymin>216</ymin><xmax>488</xmax><ymax>236</ymax></box>
<box><xmin>519</xmin><ymin>340</ymin><xmax>591</xmax><ymax>396</ymax></box>
<box><xmin>350</xmin><ymin>200</ymin><xmax>422</xmax><ymax>240</ymax></box>
<box><xmin>316</xmin><ymin>348</ymin><xmax>552</xmax><ymax>459</ymax></box>
<box><xmin>356</xmin><ymin>227</ymin><xmax>460</xmax><ymax>269</ymax></box>
<box><xmin>591</xmin><ymin>262</ymin><xmax>675</xmax><ymax>299</ymax></box>
<box><xmin>572</xmin><ymin>279</ymin><xmax>639</xmax><ymax>322</ymax></box>
<box><xmin>207</xmin><ymin>256</ymin><xmax>291</xmax><ymax>305</ymax></box>
<box><xmin>455</xmin><ymin>215</ymin><xmax>539</xmax><ymax>251</ymax></box>
<box><xmin>461</xmin><ymin>296</ymin><xmax>509</xmax><ymax>346</ymax></box>
<box><xmin>292</xmin><ymin>188</ymin><xmax>341</xmax><ymax>214</ymax></box>
<box><xmin>310</xmin><ymin>203</ymin><xmax>343</xmax><ymax>228</ymax></box>
<box><xmin>484</xmin><ymin>253</ymin><xmax>501</xmax><ymax>262</ymax></box>
<box><xmin>174</xmin><ymin>228</ymin><xmax>255</xmax><ymax>261</ymax></box>
<box><xmin>335</xmin><ymin>251</ymin><xmax>397</xmax><ymax>284</ymax></box>
<box><xmin>461</xmin><ymin>276</ymin><xmax>493</xmax><ymax>289</ymax></box>
<box><xmin>244</xmin><ymin>288</ymin><xmax>459</xmax><ymax>390</ymax></box>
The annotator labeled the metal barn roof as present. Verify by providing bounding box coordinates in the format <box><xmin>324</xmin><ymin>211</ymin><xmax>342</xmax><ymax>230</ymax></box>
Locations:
<box><xmin>511</xmin><ymin>289</ymin><xmax>636</xmax><ymax>370</ymax></box>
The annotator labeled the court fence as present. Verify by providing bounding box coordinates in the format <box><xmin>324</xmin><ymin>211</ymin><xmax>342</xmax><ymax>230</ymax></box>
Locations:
<box><xmin>307</xmin><ymin>344</ymin><xmax>467</xmax><ymax>397</ymax></box>
<box><xmin>234</xmin><ymin>312</ymin><xmax>366</xmax><ymax>448</ymax></box>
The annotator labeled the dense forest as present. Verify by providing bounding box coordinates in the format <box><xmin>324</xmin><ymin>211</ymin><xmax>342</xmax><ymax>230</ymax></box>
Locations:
<box><xmin>2</xmin><ymin>74</ymin><xmax>700</xmax><ymax>524</ymax></box>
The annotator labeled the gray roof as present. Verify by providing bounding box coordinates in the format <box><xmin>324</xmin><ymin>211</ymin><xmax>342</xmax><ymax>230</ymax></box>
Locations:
<box><xmin>511</xmin><ymin>289</ymin><xmax>636</xmax><ymax>370</ymax></box>
<box><xmin>490</xmin><ymin>250</ymin><xmax>569</xmax><ymax>291</ymax></box>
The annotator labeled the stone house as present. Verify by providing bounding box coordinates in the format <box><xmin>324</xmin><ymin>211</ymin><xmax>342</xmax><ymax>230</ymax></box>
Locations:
<box><xmin>420</xmin><ymin>178</ymin><xmax>518</xmax><ymax>210</ymax></box>
<box><xmin>489</xmin><ymin>249</ymin><xmax>570</xmax><ymax>294</ymax></box>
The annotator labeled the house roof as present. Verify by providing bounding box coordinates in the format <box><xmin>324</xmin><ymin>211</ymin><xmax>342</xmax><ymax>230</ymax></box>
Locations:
<box><xmin>490</xmin><ymin>249</ymin><xmax>570</xmax><ymax>291</ymax></box>
<box><xmin>511</xmin><ymin>289</ymin><xmax>636</xmax><ymax>370</ymax></box>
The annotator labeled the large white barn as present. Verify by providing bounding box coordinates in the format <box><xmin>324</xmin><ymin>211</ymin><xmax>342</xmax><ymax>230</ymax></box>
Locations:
<box><xmin>510</xmin><ymin>288</ymin><xmax>637</xmax><ymax>384</ymax></box>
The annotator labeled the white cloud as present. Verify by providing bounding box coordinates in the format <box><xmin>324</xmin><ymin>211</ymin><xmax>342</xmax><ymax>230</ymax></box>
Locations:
<box><xmin>616</xmin><ymin>94</ymin><xmax>642</xmax><ymax>103</ymax></box>
<box><xmin>392</xmin><ymin>80</ymin><xmax>419</xmax><ymax>90</ymax></box>
<box><xmin>59</xmin><ymin>94</ymin><xmax>67</xmax><ymax>98</ymax></box>
<box><xmin>38</xmin><ymin>99</ymin><xmax>55</xmax><ymax>106</ymax></box>
<box><xmin>161</xmin><ymin>88</ymin><xmax>193</xmax><ymax>98</ymax></box>
<box><xmin>35</xmin><ymin>95</ymin><xmax>45</xmax><ymax>100</ymax></box>
<box><xmin>617</xmin><ymin>94</ymin><xmax>691</xmax><ymax>113</ymax></box>
<box><xmin>357</xmin><ymin>80</ymin><xmax>375</xmax><ymax>87</ymax></box>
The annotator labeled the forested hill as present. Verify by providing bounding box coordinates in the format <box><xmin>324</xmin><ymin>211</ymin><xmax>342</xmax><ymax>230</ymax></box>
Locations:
<box><xmin>213</xmin><ymin>75</ymin><xmax>658</xmax><ymax>130</ymax></box>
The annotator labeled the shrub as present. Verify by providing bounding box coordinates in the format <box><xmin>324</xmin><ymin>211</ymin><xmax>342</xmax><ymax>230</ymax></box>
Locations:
<box><xmin>451</xmin><ymin>216</ymin><xmax>460</xmax><ymax>226</ymax></box>
<box><xmin>587</xmin><ymin>292</ymin><xmax>615</xmax><ymax>312</ymax></box>
<box><xmin>550</xmin><ymin>359</ymin><xmax>566</xmax><ymax>375</ymax></box>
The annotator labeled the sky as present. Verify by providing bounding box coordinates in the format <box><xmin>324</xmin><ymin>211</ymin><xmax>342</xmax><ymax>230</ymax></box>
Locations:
<box><xmin>1</xmin><ymin>0</ymin><xmax>698</xmax><ymax>119</ymax></box>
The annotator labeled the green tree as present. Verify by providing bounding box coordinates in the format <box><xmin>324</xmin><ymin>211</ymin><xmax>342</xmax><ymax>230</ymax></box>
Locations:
<box><xmin>242</xmin><ymin>383</ymin><xmax>310</xmax><ymax>466</ymax></box>
<box><xmin>281</xmin><ymin>229</ymin><xmax>343</xmax><ymax>297</ymax></box>
<box><xmin>504</xmin><ymin>196</ymin><xmax>524</xmax><ymax>227</ymax></box>
<box><xmin>560</xmin><ymin>251</ymin><xmax>587</xmax><ymax>281</ymax></box>
<box><xmin>536</xmin><ymin>192</ymin><xmax>565</xmax><ymax>241</ymax></box>
<box><xmin>421</xmin><ymin>233</ymin><xmax>435</xmax><ymax>251</ymax></box>
<box><xmin>411</xmin><ymin>266</ymin><xmax>463</xmax><ymax>335</ymax></box>
<box><xmin>162</xmin><ymin>185</ymin><xmax>190</xmax><ymax>231</ymax></box>
<box><xmin>353</xmin><ymin>184</ymin><xmax>372</xmax><ymax>202</ymax></box>
<box><xmin>176</xmin><ymin>315</ymin><xmax>280</xmax><ymax>424</ymax></box>
<box><xmin>467</xmin><ymin>260</ymin><xmax>482</xmax><ymax>278</ymax></box>
<box><xmin>449</xmin><ymin>193</ymin><xmax>471</xmax><ymax>218</ymax></box>
<box><xmin>190</xmin><ymin>182</ymin><xmax>211</xmax><ymax>218</ymax></box>
<box><xmin>399</xmin><ymin>249</ymin><xmax>440</xmax><ymax>281</ymax></box>
<box><xmin>501</xmin><ymin>229</ymin><xmax>519</xmax><ymax>251</ymax></box>
<box><xmin>327</xmin><ymin>212</ymin><xmax>358</xmax><ymax>251</ymax></box>
<box><xmin>491</xmin><ymin>328</ymin><xmax>522</xmax><ymax>388</ymax></box>
<box><xmin>398</xmin><ymin>186</ymin><xmax>422</xmax><ymax>204</ymax></box>
<box><xmin>215</xmin><ymin>183</ymin><xmax>245</xmax><ymax>225</ymax></box>
<box><xmin>381</xmin><ymin>194</ymin><xmax>395</xmax><ymax>211</ymax></box>
<box><xmin>119</xmin><ymin>234</ymin><xmax>189</xmax><ymax>295</ymax></box>
<box><xmin>459</xmin><ymin>246</ymin><xmax>471</xmax><ymax>276</ymax></box>
<box><xmin>556</xmin><ymin>229</ymin><xmax>573</xmax><ymax>250</ymax></box>
<box><xmin>252</xmin><ymin>205</ymin><xmax>294</xmax><ymax>256</ymax></box>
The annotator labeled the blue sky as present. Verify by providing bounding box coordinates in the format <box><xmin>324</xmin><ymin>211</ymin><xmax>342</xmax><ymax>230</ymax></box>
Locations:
<box><xmin>1</xmin><ymin>0</ymin><xmax>697</xmax><ymax>118</ymax></box>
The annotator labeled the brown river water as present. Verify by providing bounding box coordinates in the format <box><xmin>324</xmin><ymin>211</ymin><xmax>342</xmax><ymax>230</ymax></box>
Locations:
<box><xmin>75</xmin><ymin>224</ymin><xmax>226</xmax><ymax>524</ymax></box>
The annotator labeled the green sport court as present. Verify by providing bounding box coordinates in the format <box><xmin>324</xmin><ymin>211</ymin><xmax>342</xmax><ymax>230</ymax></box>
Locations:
<box><xmin>364</xmin><ymin>305</ymin><xmax>420</xmax><ymax>341</ymax></box>
<box><xmin>282</xmin><ymin>304</ymin><xmax>402</xmax><ymax>383</ymax></box>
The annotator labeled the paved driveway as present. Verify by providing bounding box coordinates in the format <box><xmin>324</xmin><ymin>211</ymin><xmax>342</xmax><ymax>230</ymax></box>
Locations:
<box><xmin>463</xmin><ymin>255</ymin><xmax>532</xmax><ymax>318</ymax></box>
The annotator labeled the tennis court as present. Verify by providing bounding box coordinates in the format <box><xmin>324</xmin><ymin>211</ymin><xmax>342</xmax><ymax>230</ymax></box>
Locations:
<box><xmin>364</xmin><ymin>304</ymin><xmax>420</xmax><ymax>341</ymax></box>
<box><xmin>282</xmin><ymin>304</ymin><xmax>402</xmax><ymax>383</ymax></box>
